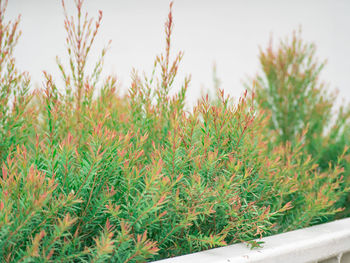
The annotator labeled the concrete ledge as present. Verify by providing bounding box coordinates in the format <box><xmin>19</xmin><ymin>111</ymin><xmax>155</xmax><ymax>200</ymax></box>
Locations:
<box><xmin>154</xmin><ymin>218</ymin><xmax>350</xmax><ymax>263</ymax></box>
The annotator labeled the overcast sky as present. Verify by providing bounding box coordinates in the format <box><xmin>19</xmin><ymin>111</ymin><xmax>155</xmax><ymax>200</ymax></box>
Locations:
<box><xmin>8</xmin><ymin>0</ymin><xmax>350</xmax><ymax>106</ymax></box>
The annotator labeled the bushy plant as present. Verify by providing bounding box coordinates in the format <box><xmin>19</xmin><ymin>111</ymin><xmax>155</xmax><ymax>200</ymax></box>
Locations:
<box><xmin>249</xmin><ymin>30</ymin><xmax>350</xmax><ymax>217</ymax></box>
<box><xmin>0</xmin><ymin>1</ymin><xmax>349</xmax><ymax>262</ymax></box>
<box><xmin>0</xmin><ymin>0</ymin><xmax>32</xmax><ymax>163</ymax></box>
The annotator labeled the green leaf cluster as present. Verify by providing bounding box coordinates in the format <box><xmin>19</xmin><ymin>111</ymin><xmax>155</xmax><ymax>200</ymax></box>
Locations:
<box><xmin>0</xmin><ymin>1</ymin><xmax>349</xmax><ymax>262</ymax></box>
<box><xmin>249</xmin><ymin>29</ymin><xmax>350</xmax><ymax>219</ymax></box>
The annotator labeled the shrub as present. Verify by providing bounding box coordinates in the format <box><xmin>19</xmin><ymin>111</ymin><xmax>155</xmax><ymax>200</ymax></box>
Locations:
<box><xmin>0</xmin><ymin>1</ymin><xmax>348</xmax><ymax>262</ymax></box>
<box><xmin>0</xmin><ymin>0</ymin><xmax>32</xmax><ymax>163</ymax></box>
<box><xmin>249</xmin><ymin>30</ymin><xmax>350</xmax><ymax>217</ymax></box>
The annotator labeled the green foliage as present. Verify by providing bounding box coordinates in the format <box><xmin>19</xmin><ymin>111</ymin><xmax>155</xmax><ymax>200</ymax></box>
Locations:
<box><xmin>250</xmin><ymin>29</ymin><xmax>350</xmax><ymax>217</ymax></box>
<box><xmin>0</xmin><ymin>1</ymin><xmax>349</xmax><ymax>262</ymax></box>
<box><xmin>0</xmin><ymin>0</ymin><xmax>32</xmax><ymax>163</ymax></box>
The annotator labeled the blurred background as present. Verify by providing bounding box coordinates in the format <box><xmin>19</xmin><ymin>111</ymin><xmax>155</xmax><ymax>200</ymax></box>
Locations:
<box><xmin>8</xmin><ymin>0</ymin><xmax>350</xmax><ymax>106</ymax></box>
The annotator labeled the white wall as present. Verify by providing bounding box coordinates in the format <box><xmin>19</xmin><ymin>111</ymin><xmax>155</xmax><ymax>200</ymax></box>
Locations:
<box><xmin>155</xmin><ymin>218</ymin><xmax>350</xmax><ymax>263</ymax></box>
<box><xmin>8</xmin><ymin>0</ymin><xmax>350</xmax><ymax>107</ymax></box>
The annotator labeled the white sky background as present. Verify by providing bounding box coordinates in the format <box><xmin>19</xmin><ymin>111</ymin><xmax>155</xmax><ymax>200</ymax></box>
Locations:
<box><xmin>8</xmin><ymin>0</ymin><xmax>350</xmax><ymax>107</ymax></box>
